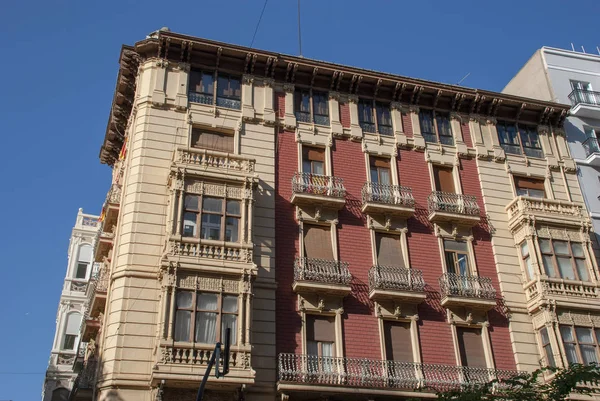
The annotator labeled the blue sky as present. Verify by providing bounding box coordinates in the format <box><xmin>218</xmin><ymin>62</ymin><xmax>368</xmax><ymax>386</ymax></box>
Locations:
<box><xmin>0</xmin><ymin>0</ymin><xmax>599</xmax><ymax>399</ymax></box>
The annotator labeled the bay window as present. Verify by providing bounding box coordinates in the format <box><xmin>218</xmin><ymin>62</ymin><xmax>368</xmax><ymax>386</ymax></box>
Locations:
<box><xmin>538</xmin><ymin>238</ymin><xmax>589</xmax><ymax>281</ymax></box>
<box><xmin>519</xmin><ymin>241</ymin><xmax>535</xmax><ymax>280</ymax></box>
<box><xmin>62</xmin><ymin>312</ymin><xmax>82</xmax><ymax>350</ymax></box>
<box><xmin>182</xmin><ymin>194</ymin><xmax>241</xmax><ymax>242</ymax></box>
<box><xmin>539</xmin><ymin>327</ymin><xmax>556</xmax><ymax>367</ymax></box>
<box><xmin>75</xmin><ymin>244</ymin><xmax>92</xmax><ymax>279</ymax></box>
<box><xmin>560</xmin><ymin>326</ymin><xmax>600</xmax><ymax>366</ymax></box>
<box><xmin>294</xmin><ymin>89</ymin><xmax>330</xmax><ymax>125</ymax></box>
<box><xmin>174</xmin><ymin>290</ymin><xmax>239</xmax><ymax>345</ymax></box>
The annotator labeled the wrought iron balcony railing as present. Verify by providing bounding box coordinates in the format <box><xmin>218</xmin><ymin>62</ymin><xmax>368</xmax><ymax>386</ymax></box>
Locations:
<box><xmin>73</xmin><ymin>359</ymin><xmax>97</xmax><ymax>390</ymax></box>
<box><xmin>378</xmin><ymin>125</ymin><xmax>394</xmax><ymax>136</ymax></box>
<box><xmin>188</xmin><ymin>91</ymin><xmax>214</xmax><ymax>105</ymax></box>
<box><xmin>294</xmin><ymin>257</ymin><xmax>352</xmax><ymax>286</ymax></box>
<box><xmin>439</xmin><ymin>273</ymin><xmax>496</xmax><ymax>300</ymax></box>
<box><xmin>295</xmin><ymin>111</ymin><xmax>312</xmax><ymax>123</ymax></box>
<box><xmin>216</xmin><ymin>96</ymin><xmax>241</xmax><ymax>110</ymax></box>
<box><xmin>368</xmin><ymin>265</ymin><xmax>426</xmax><ymax>293</ymax></box>
<box><xmin>292</xmin><ymin>173</ymin><xmax>346</xmax><ymax>198</ymax></box>
<box><xmin>278</xmin><ymin>353</ymin><xmax>519</xmax><ymax>391</ymax></box>
<box><xmin>569</xmin><ymin>89</ymin><xmax>600</xmax><ymax>107</ymax></box>
<box><xmin>427</xmin><ymin>192</ymin><xmax>480</xmax><ymax>216</ymax></box>
<box><xmin>583</xmin><ymin>137</ymin><xmax>600</xmax><ymax>158</ymax></box>
<box><xmin>360</xmin><ymin>121</ymin><xmax>376</xmax><ymax>133</ymax></box>
<box><xmin>362</xmin><ymin>183</ymin><xmax>414</xmax><ymax>207</ymax></box>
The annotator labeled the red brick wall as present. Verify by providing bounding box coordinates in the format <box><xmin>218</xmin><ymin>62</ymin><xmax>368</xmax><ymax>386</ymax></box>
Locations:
<box><xmin>340</xmin><ymin>102</ymin><xmax>350</xmax><ymax>128</ymax></box>
<box><xmin>402</xmin><ymin>112</ymin><xmax>413</xmax><ymax>137</ymax></box>
<box><xmin>461</xmin><ymin>121</ymin><xmax>473</xmax><ymax>148</ymax></box>
<box><xmin>275</xmin><ymin>92</ymin><xmax>285</xmax><ymax>118</ymax></box>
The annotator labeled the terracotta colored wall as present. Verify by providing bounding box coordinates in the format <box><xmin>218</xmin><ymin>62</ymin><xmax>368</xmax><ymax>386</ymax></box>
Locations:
<box><xmin>275</xmin><ymin>92</ymin><xmax>285</xmax><ymax>118</ymax></box>
<box><xmin>402</xmin><ymin>112</ymin><xmax>413</xmax><ymax>137</ymax></box>
<box><xmin>340</xmin><ymin>103</ymin><xmax>351</xmax><ymax>128</ymax></box>
<box><xmin>461</xmin><ymin>121</ymin><xmax>473</xmax><ymax>148</ymax></box>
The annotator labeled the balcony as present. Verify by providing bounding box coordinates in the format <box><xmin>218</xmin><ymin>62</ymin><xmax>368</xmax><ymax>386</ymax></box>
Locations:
<box><xmin>278</xmin><ymin>354</ymin><xmax>519</xmax><ymax>394</ymax></box>
<box><xmin>568</xmin><ymin>89</ymin><xmax>600</xmax><ymax>118</ymax></box>
<box><xmin>427</xmin><ymin>192</ymin><xmax>480</xmax><ymax>226</ymax></box>
<box><xmin>167</xmin><ymin>236</ymin><xmax>253</xmax><ymax>266</ymax></box>
<box><xmin>582</xmin><ymin>138</ymin><xmax>600</xmax><ymax>167</ymax></box>
<box><xmin>71</xmin><ymin>359</ymin><xmax>97</xmax><ymax>401</ymax></box>
<box><xmin>506</xmin><ymin>196</ymin><xmax>586</xmax><ymax>232</ymax></box>
<box><xmin>291</xmin><ymin>173</ymin><xmax>346</xmax><ymax>210</ymax></box>
<box><xmin>173</xmin><ymin>147</ymin><xmax>256</xmax><ymax>179</ymax></box>
<box><xmin>525</xmin><ymin>277</ymin><xmax>600</xmax><ymax>313</ymax></box>
<box><xmin>153</xmin><ymin>342</ymin><xmax>253</xmax><ymax>387</ymax></box>
<box><xmin>361</xmin><ymin>183</ymin><xmax>415</xmax><ymax>217</ymax></box>
<box><xmin>293</xmin><ymin>257</ymin><xmax>352</xmax><ymax>296</ymax></box>
<box><xmin>85</xmin><ymin>264</ymin><xmax>109</xmax><ymax>321</ymax></box>
<box><xmin>439</xmin><ymin>273</ymin><xmax>497</xmax><ymax>310</ymax></box>
<box><xmin>368</xmin><ymin>265</ymin><xmax>426</xmax><ymax>303</ymax></box>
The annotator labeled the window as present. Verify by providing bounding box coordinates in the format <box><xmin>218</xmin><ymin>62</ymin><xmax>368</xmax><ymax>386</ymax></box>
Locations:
<box><xmin>294</xmin><ymin>89</ymin><xmax>330</xmax><ymax>125</ymax></box>
<box><xmin>62</xmin><ymin>312</ymin><xmax>81</xmax><ymax>350</ymax></box>
<box><xmin>303</xmin><ymin>225</ymin><xmax>333</xmax><ymax>260</ymax></box>
<box><xmin>496</xmin><ymin>121</ymin><xmax>543</xmax><ymax>158</ymax></box>
<box><xmin>376</xmin><ymin>102</ymin><xmax>393</xmax><ymax>135</ymax></box>
<box><xmin>457</xmin><ymin>327</ymin><xmax>487</xmax><ymax>367</ymax></box>
<box><xmin>583</xmin><ymin>127</ymin><xmax>600</xmax><ymax>156</ymax></box>
<box><xmin>520</xmin><ymin>241</ymin><xmax>535</xmax><ymax>280</ymax></box>
<box><xmin>571</xmin><ymin>80</ymin><xmax>592</xmax><ymax>91</ymax></box>
<box><xmin>75</xmin><ymin>245</ymin><xmax>92</xmax><ymax>279</ymax></box>
<box><xmin>183</xmin><ymin>195</ymin><xmax>241</xmax><ymax>242</ymax></box>
<box><xmin>306</xmin><ymin>315</ymin><xmax>335</xmax><ymax>357</ymax></box>
<box><xmin>369</xmin><ymin>157</ymin><xmax>391</xmax><ymax>185</ymax></box>
<box><xmin>514</xmin><ymin>176</ymin><xmax>545</xmax><ymax>198</ymax></box>
<box><xmin>358</xmin><ymin>99</ymin><xmax>375</xmax><ymax>133</ymax></box>
<box><xmin>189</xmin><ymin>70</ymin><xmax>241</xmax><ymax>109</ymax></box>
<box><xmin>174</xmin><ymin>290</ymin><xmax>238</xmax><ymax>344</ymax></box>
<box><xmin>375</xmin><ymin>232</ymin><xmax>404</xmax><ymax>267</ymax></box>
<box><xmin>383</xmin><ymin>321</ymin><xmax>412</xmax><ymax>361</ymax></box>
<box><xmin>433</xmin><ymin>165</ymin><xmax>455</xmax><ymax>193</ymax></box>
<box><xmin>191</xmin><ymin>128</ymin><xmax>234</xmax><ymax>153</ymax></box>
<box><xmin>51</xmin><ymin>388</ymin><xmax>70</xmax><ymax>401</ymax></box>
<box><xmin>539</xmin><ymin>327</ymin><xmax>556</xmax><ymax>367</ymax></box>
<box><xmin>302</xmin><ymin>147</ymin><xmax>325</xmax><ymax>175</ymax></box>
<box><xmin>538</xmin><ymin>238</ymin><xmax>589</xmax><ymax>281</ymax></box>
<box><xmin>419</xmin><ymin>110</ymin><xmax>454</xmax><ymax>145</ymax></box>
<box><xmin>358</xmin><ymin>99</ymin><xmax>393</xmax><ymax>135</ymax></box>
<box><xmin>444</xmin><ymin>240</ymin><xmax>470</xmax><ymax>276</ymax></box>
<box><xmin>560</xmin><ymin>326</ymin><xmax>600</xmax><ymax>366</ymax></box>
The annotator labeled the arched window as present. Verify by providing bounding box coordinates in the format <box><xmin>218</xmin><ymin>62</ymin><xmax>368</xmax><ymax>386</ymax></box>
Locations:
<box><xmin>62</xmin><ymin>312</ymin><xmax>81</xmax><ymax>350</ymax></box>
<box><xmin>74</xmin><ymin>244</ymin><xmax>92</xmax><ymax>279</ymax></box>
<box><xmin>51</xmin><ymin>387</ymin><xmax>69</xmax><ymax>401</ymax></box>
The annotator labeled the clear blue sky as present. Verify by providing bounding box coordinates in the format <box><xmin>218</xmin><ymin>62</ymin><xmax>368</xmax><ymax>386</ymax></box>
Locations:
<box><xmin>1</xmin><ymin>0</ymin><xmax>598</xmax><ymax>399</ymax></box>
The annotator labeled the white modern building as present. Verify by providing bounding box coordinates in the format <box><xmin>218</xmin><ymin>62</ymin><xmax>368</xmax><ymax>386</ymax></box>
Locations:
<box><xmin>504</xmin><ymin>46</ymin><xmax>600</xmax><ymax>246</ymax></box>
<box><xmin>42</xmin><ymin>208</ymin><xmax>100</xmax><ymax>401</ymax></box>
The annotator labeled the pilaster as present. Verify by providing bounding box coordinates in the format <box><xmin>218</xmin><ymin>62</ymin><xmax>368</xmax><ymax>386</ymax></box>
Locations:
<box><xmin>283</xmin><ymin>84</ymin><xmax>296</xmax><ymax>129</ymax></box>
<box><xmin>391</xmin><ymin>102</ymin><xmax>408</xmax><ymax>147</ymax></box>
<box><xmin>408</xmin><ymin>106</ymin><xmax>426</xmax><ymax>150</ymax></box>
<box><xmin>174</xmin><ymin>63</ymin><xmax>190</xmax><ymax>111</ymax></box>
<box><xmin>347</xmin><ymin>95</ymin><xmax>363</xmax><ymax>140</ymax></box>
<box><xmin>263</xmin><ymin>78</ymin><xmax>276</xmax><ymax>125</ymax></box>
<box><xmin>329</xmin><ymin>92</ymin><xmax>343</xmax><ymax>136</ymax></box>
<box><xmin>242</xmin><ymin>75</ymin><xmax>255</xmax><ymax>120</ymax></box>
<box><xmin>450</xmin><ymin>112</ymin><xmax>468</xmax><ymax>156</ymax></box>
<box><xmin>151</xmin><ymin>60</ymin><xmax>168</xmax><ymax>107</ymax></box>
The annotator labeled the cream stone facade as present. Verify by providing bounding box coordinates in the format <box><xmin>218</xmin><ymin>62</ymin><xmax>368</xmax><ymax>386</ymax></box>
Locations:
<box><xmin>43</xmin><ymin>209</ymin><xmax>100</xmax><ymax>401</ymax></box>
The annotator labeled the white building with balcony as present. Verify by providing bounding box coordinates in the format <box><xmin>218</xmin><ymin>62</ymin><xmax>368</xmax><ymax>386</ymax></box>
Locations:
<box><xmin>42</xmin><ymin>209</ymin><xmax>99</xmax><ymax>401</ymax></box>
<box><xmin>503</xmin><ymin>46</ymin><xmax>600</xmax><ymax>241</ymax></box>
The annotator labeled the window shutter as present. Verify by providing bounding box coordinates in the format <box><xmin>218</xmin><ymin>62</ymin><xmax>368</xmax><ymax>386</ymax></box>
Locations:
<box><xmin>303</xmin><ymin>147</ymin><xmax>325</xmax><ymax>162</ymax></box>
<box><xmin>514</xmin><ymin>176</ymin><xmax>545</xmax><ymax>191</ymax></box>
<box><xmin>307</xmin><ymin>315</ymin><xmax>335</xmax><ymax>342</ymax></box>
<box><xmin>457</xmin><ymin>327</ymin><xmax>487</xmax><ymax>367</ymax></box>
<box><xmin>370</xmin><ymin>157</ymin><xmax>391</xmax><ymax>169</ymax></box>
<box><xmin>78</xmin><ymin>244</ymin><xmax>92</xmax><ymax>262</ymax></box>
<box><xmin>304</xmin><ymin>225</ymin><xmax>334</xmax><ymax>260</ymax></box>
<box><xmin>191</xmin><ymin>129</ymin><xmax>234</xmax><ymax>153</ymax></box>
<box><xmin>65</xmin><ymin>313</ymin><xmax>82</xmax><ymax>336</ymax></box>
<box><xmin>376</xmin><ymin>233</ymin><xmax>404</xmax><ymax>267</ymax></box>
<box><xmin>384</xmin><ymin>321</ymin><xmax>413</xmax><ymax>362</ymax></box>
<box><xmin>433</xmin><ymin>166</ymin><xmax>455</xmax><ymax>193</ymax></box>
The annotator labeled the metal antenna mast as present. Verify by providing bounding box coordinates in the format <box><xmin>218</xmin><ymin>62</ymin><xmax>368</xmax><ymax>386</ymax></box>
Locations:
<box><xmin>298</xmin><ymin>0</ymin><xmax>303</xmax><ymax>57</ymax></box>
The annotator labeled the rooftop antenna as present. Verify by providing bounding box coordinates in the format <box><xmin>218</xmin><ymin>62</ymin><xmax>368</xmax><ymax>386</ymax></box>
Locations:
<box><xmin>298</xmin><ymin>0</ymin><xmax>303</xmax><ymax>57</ymax></box>
<box><xmin>597</xmin><ymin>46</ymin><xmax>600</xmax><ymax>55</ymax></box>
<box><xmin>571</xmin><ymin>43</ymin><xmax>575</xmax><ymax>51</ymax></box>
<box><xmin>456</xmin><ymin>72</ymin><xmax>471</xmax><ymax>86</ymax></box>
<box><xmin>582</xmin><ymin>45</ymin><xmax>587</xmax><ymax>53</ymax></box>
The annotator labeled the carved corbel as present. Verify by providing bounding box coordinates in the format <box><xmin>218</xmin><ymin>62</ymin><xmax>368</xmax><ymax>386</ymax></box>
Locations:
<box><xmin>433</xmin><ymin>89</ymin><xmax>442</xmax><ymax>109</ymax></box>
<box><xmin>411</xmin><ymin>86</ymin><xmax>423</xmax><ymax>104</ymax></box>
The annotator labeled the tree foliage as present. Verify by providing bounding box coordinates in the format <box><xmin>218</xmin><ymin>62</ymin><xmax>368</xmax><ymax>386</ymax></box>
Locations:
<box><xmin>435</xmin><ymin>364</ymin><xmax>600</xmax><ymax>401</ymax></box>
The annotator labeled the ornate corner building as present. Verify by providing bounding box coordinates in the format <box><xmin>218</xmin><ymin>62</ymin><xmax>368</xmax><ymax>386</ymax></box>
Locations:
<box><xmin>59</xmin><ymin>30</ymin><xmax>600</xmax><ymax>401</ymax></box>
<box><xmin>42</xmin><ymin>209</ymin><xmax>100</xmax><ymax>401</ymax></box>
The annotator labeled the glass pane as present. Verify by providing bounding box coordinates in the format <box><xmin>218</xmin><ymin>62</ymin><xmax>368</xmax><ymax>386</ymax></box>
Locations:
<box><xmin>225</xmin><ymin>217</ymin><xmax>239</xmax><ymax>242</ymax></box>
<box><xmin>564</xmin><ymin>343</ymin><xmax>579</xmax><ymax>364</ymax></box>
<box><xmin>359</xmin><ymin>101</ymin><xmax>373</xmax><ymax>123</ymax></box>
<box><xmin>520</xmin><ymin>242</ymin><xmax>529</xmax><ymax>257</ymax></box>
<box><xmin>560</xmin><ymin>326</ymin><xmax>574</xmax><ymax>341</ymax></box>
<box><xmin>295</xmin><ymin>91</ymin><xmax>310</xmax><ymax>113</ymax></box>
<box><xmin>177</xmin><ymin>292</ymin><xmax>193</xmax><ymax>308</ymax></box>
<box><xmin>379</xmin><ymin>169</ymin><xmax>391</xmax><ymax>185</ymax></box>
<box><xmin>313</xmin><ymin>92</ymin><xmax>329</xmax><ymax>116</ymax></box>
<box><xmin>580</xmin><ymin>345</ymin><xmax>599</xmax><ymax>365</ymax></box>
<box><xmin>457</xmin><ymin>254</ymin><xmax>469</xmax><ymax>276</ymax></box>
<box><xmin>445</xmin><ymin>252</ymin><xmax>457</xmax><ymax>275</ymax></box>
<box><xmin>197</xmin><ymin>293</ymin><xmax>218</xmax><ymax>310</ymax></box>
<box><xmin>302</xmin><ymin>160</ymin><xmax>312</xmax><ymax>174</ymax></box>
<box><xmin>78</xmin><ymin>244</ymin><xmax>93</xmax><ymax>262</ymax></box>
<box><xmin>576</xmin><ymin>259</ymin><xmax>589</xmax><ymax>281</ymax></box>
<box><xmin>65</xmin><ymin>313</ymin><xmax>82</xmax><ymax>335</ymax></box>
<box><xmin>184</xmin><ymin>195</ymin><xmax>199</xmax><ymax>210</ymax></box>
<box><xmin>321</xmin><ymin>342</ymin><xmax>334</xmax><ymax>357</ymax></box>
<box><xmin>201</xmin><ymin>214</ymin><xmax>222</xmax><ymax>240</ymax></box>
<box><xmin>572</xmin><ymin>243</ymin><xmax>585</xmax><ymax>258</ymax></box>
<box><xmin>226</xmin><ymin>200</ymin><xmax>240</xmax><ymax>215</ymax></box>
<box><xmin>312</xmin><ymin>161</ymin><xmax>324</xmax><ymax>175</ymax></box>
<box><xmin>63</xmin><ymin>334</ymin><xmax>76</xmax><ymax>350</ymax></box>
<box><xmin>76</xmin><ymin>263</ymin><xmax>88</xmax><ymax>279</ymax></box>
<box><xmin>183</xmin><ymin>212</ymin><xmax>198</xmax><ymax>237</ymax></box>
<box><xmin>528</xmin><ymin>189</ymin><xmax>545</xmax><ymax>198</ymax></box>
<box><xmin>576</xmin><ymin>327</ymin><xmax>594</xmax><ymax>343</ymax></box>
<box><xmin>201</xmin><ymin>73</ymin><xmax>214</xmax><ymax>94</ymax></box>
<box><xmin>544</xmin><ymin>344</ymin><xmax>556</xmax><ymax>367</ymax></box>
<box><xmin>553</xmin><ymin>241</ymin><xmax>570</xmax><ymax>255</ymax></box>
<box><xmin>540</xmin><ymin>327</ymin><xmax>550</xmax><ymax>344</ymax></box>
<box><xmin>202</xmin><ymin>197</ymin><xmax>223</xmax><ymax>213</ymax></box>
<box><xmin>174</xmin><ymin>310</ymin><xmax>191</xmax><ymax>342</ymax></box>
<box><xmin>557</xmin><ymin>257</ymin><xmax>575</xmax><ymax>280</ymax></box>
<box><xmin>524</xmin><ymin>256</ymin><xmax>534</xmax><ymax>280</ymax></box>
<box><xmin>436</xmin><ymin>114</ymin><xmax>452</xmax><ymax>137</ymax></box>
<box><xmin>419</xmin><ymin>111</ymin><xmax>434</xmax><ymax>134</ymax></box>
<box><xmin>376</xmin><ymin>104</ymin><xmax>392</xmax><ymax>126</ymax></box>
<box><xmin>542</xmin><ymin>255</ymin><xmax>556</xmax><ymax>277</ymax></box>
<box><xmin>516</xmin><ymin>188</ymin><xmax>529</xmax><ymax>196</ymax></box>
<box><xmin>307</xmin><ymin>341</ymin><xmax>318</xmax><ymax>356</ymax></box>
<box><xmin>506</xmin><ymin>124</ymin><xmax>519</xmax><ymax>145</ymax></box>
<box><xmin>223</xmin><ymin>296</ymin><xmax>238</xmax><ymax>313</ymax></box>
<box><xmin>195</xmin><ymin>312</ymin><xmax>217</xmax><ymax>343</ymax></box>
<box><xmin>370</xmin><ymin>167</ymin><xmax>378</xmax><ymax>184</ymax></box>
<box><xmin>539</xmin><ymin>239</ymin><xmax>552</xmax><ymax>253</ymax></box>
<box><xmin>221</xmin><ymin>314</ymin><xmax>238</xmax><ymax>345</ymax></box>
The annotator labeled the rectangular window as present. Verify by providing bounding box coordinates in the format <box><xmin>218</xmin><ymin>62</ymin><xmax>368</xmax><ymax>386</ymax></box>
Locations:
<box><xmin>216</xmin><ymin>74</ymin><xmax>241</xmax><ymax>109</ymax></box>
<box><xmin>369</xmin><ymin>157</ymin><xmax>391</xmax><ymax>185</ymax></box>
<box><xmin>383</xmin><ymin>321</ymin><xmax>412</xmax><ymax>361</ymax></box>
<box><xmin>173</xmin><ymin>290</ymin><xmax>239</xmax><ymax>345</ymax></box>
<box><xmin>182</xmin><ymin>194</ymin><xmax>241</xmax><ymax>242</ymax></box>
<box><xmin>539</xmin><ymin>327</ymin><xmax>556</xmax><ymax>367</ymax></box>
<box><xmin>191</xmin><ymin>128</ymin><xmax>235</xmax><ymax>153</ymax></box>
<box><xmin>497</xmin><ymin>121</ymin><xmax>543</xmax><ymax>158</ymax></box>
<box><xmin>497</xmin><ymin>121</ymin><xmax>521</xmax><ymax>155</ymax></box>
<box><xmin>444</xmin><ymin>240</ymin><xmax>470</xmax><ymax>276</ymax></box>
<box><xmin>419</xmin><ymin>110</ymin><xmax>454</xmax><ymax>145</ymax></box>
<box><xmin>294</xmin><ymin>89</ymin><xmax>329</xmax><ymax>125</ymax></box>
<box><xmin>376</xmin><ymin>102</ymin><xmax>393</xmax><ymax>135</ymax></box>
<box><xmin>457</xmin><ymin>327</ymin><xmax>487</xmax><ymax>367</ymax></box>
<box><xmin>419</xmin><ymin>110</ymin><xmax>437</xmax><ymax>143</ymax></box>
<box><xmin>303</xmin><ymin>225</ymin><xmax>334</xmax><ymax>260</ymax></box>
<box><xmin>375</xmin><ymin>232</ymin><xmax>404</xmax><ymax>268</ymax></box>
<box><xmin>75</xmin><ymin>263</ymin><xmax>88</xmax><ymax>279</ymax></box>
<box><xmin>520</xmin><ymin>241</ymin><xmax>535</xmax><ymax>280</ymax></box>
<box><xmin>514</xmin><ymin>176</ymin><xmax>545</xmax><ymax>198</ymax></box>
<box><xmin>538</xmin><ymin>238</ymin><xmax>589</xmax><ymax>281</ymax></box>
<box><xmin>435</xmin><ymin>112</ymin><xmax>454</xmax><ymax>145</ymax></box>
<box><xmin>63</xmin><ymin>334</ymin><xmax>76</xmax><ymax>350</ymax></box>
<box><xmin>188</xmin><ymin>70</ymin><xmax>240</xmax><ymax>109</ymax></box>
<box><xmin>433</xmin><ymin>166</ymin><xmax>455</xmax><ymax>193</ymax></box>
<box><xmin>306</xmin><ymin>315</ymin><xmax>335</xmax><ymax>357</ymax></box>
<box><xmin>358</xmin><ymin>99</ymin><xmax>375</xmax><ymax>133</ymax></box>
<box><xmin>189</xmin><ymin>70</ymin><xmax>215</xmax><ymax>105</ymax></box>
<box><xmin>560</xmin><ymin>326</ymin><xmax>600</xmax><ymax>366</ymax></box>
<box><xmin>519</xmin><ymin>125</ymin><xmax>544</xmax><ymax>158</ymax></box>
<box><xmin>302</xmin><ymin>147</ymin><xmax>325</xmax><ymax>175</ymax></box>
